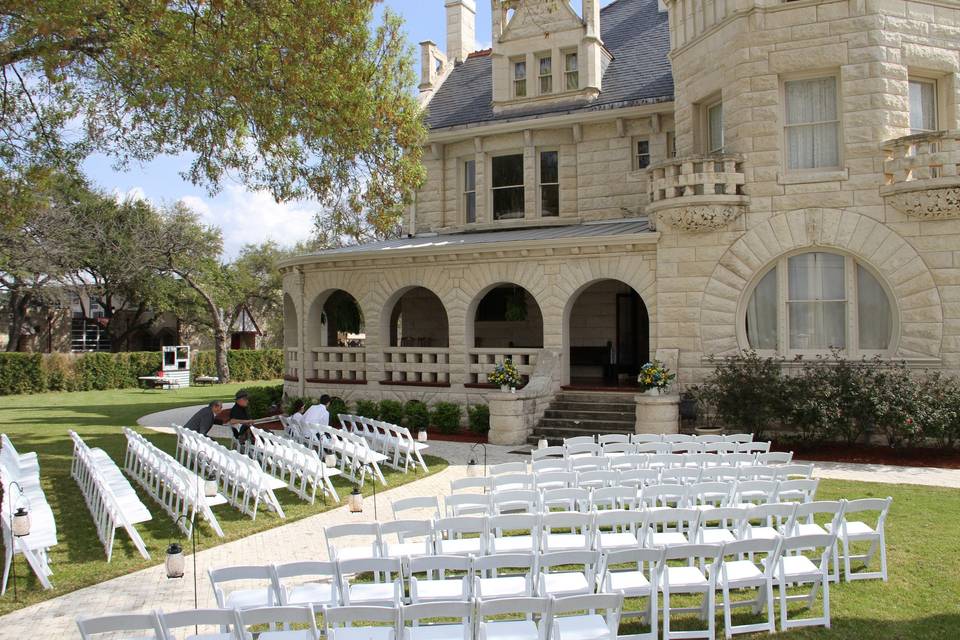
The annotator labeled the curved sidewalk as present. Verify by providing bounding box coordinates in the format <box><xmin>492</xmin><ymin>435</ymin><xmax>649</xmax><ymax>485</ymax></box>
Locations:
<box><xmin>0</xmin><ymin>439</ymin><xmax>956</xmax><ymax>639</ymax></box>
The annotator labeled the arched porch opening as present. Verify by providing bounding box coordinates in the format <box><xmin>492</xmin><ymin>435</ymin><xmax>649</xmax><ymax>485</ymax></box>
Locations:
<box><xmin>466</xmin><ymin>283</ymin><xmax>544</xmax><ymax>387</ymax></box>
<box><xmin>306</xmin><ymin>289</ymin><xmax>365</xmax><ymax>382</ymax></box>
<box><xmin>564</xmin><ymin>279</ymin><xmax>649</xmax><ymax>388</ymax></box>
<box><xmin>381</xmin><ymin>286</ymin><xmax>451</xmax><ymax>385</ymax></box>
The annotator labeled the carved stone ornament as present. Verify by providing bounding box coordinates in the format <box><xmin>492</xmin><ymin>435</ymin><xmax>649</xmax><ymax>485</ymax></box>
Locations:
<box><xmin>886</xmin><ymin>187</ymin><xmax>960</xmax><ymax>219</ymax></box>
<box><xmin>657</xmin><ymin>205</ymin><xmax>745</xmax><ymax>232</ymax></box>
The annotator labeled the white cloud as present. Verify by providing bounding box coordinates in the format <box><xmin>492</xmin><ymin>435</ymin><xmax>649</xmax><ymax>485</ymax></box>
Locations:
<box><xmin>113</xmin><ymin>186</ymin><xmax>151</xmax><ymax>204</ymax></box>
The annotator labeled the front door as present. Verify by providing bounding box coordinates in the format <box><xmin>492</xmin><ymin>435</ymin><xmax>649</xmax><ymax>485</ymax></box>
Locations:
<box><xmin>616</xmin><ymin>291</ymin><xmax>649</xmax><ymax>377</ymax></box>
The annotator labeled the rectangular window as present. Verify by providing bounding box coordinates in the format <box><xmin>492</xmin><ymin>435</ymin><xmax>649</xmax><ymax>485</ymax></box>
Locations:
<box><xmin>707</xmin><ymin>101</ymin><xmax>724</xmax><ymax>153</ymax></box>
<box><xmin>565</xmin><ymin>52</ymin><xmax>579</xmax><ymax>91</ymax></box>
<box><xmin>539</xmin><ymin>55</ymin><xmax>552</xmax><ymax>94</ymax></box>
<box><xmin>539</xmin><ymin>150</ymin><xmax>559</xmax><ymax>217</ymax></box>
<box><xmin>787</xmin><ymin>252</ymin><xmax>846</xmax><ymax>350</ymax></box>
<box><xmin>463</xmin><ymin>159</ymin><xmax>476</xmax><ymax>224</ymax></box>
<box><xmin>666</xmin><ymin>131</ymin><xmax>676</xmax><ymax>157</ymax></box>
<box><xmin>784</xmin><ymin>76</ymin><xmax>840</xmax><ymax>170</ymax></box>
<box><xmin>635</xmin><ymin>139</ymin><xmax>650</xmax><ymax>170</ymax></box>
<box><xmin>491</xmin><ymin>154</ymin><xmax>525</xmax><ymax>220</ymax></box>
<box><xmin>909</xmin><ymin>78</ymin><xmax>937</xmax><ymax>133</ymax></box>
<box><xmin>513</xmin><ymin>60</ymin><xmax>527</xmax><ymax>98</ymax></box>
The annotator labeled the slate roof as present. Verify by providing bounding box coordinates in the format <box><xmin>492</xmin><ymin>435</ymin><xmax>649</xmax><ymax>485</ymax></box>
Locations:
<box><xmin>425</xmin><ymin>0</ymin><xmax>673</xmax><ymax>130</ymax></box>
<box><xmin>291</xmin><ymin>219</ymin><xmax>652</xmax><ymax>259</ymax></box>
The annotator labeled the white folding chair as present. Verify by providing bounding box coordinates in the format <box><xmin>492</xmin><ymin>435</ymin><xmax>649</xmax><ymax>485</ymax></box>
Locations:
<box><xmin>602</xmin><ymin>442</ymin><xmax>635</xmax><ymax>457</ymax></box>
<box><xmin>638</xmin><ymin>484</ymin><xmax>687</xmax><ymax>511</ymax></box>
<box><xmin>579</xmin><ymin>470</ymin><xmax>620</xmax><ymax>490</ymax></box>
<box><xmin>401</xmin><ymin>600</ymin><xmax>472</xmax><ymax>640</ymax></box>
<box><xmin>493</xmin><ymin>473</ymin><xmax>536</xmax><ymax>492</ymax></box>
<box><xmin>537</xmin><ymin>550</ymin><xmax>599</xmax><ymax>598</ymax></box>
<box><xmin>434</xmin><ymin>516</ymin><xmax>486</xmax><ymax>556</ymax></box>
<box><xmin>716</xmin><ymin>538</ymin><xmax>781</xmax><ymax>638</ymax></box>
<box><xmin>491</xmin><ymin>461</ymin><xmax>528</xmax><ymax>476</ymax></box>
<box><xmin>661</xmin><ymin>544</ymin><xmax>723</xmax><ymax>640</ymax></box>
<box><xmin>391</xmin><ymin>496</ymin><xmax>441</xmax><ymax>520</ymax></box>
<box><xmin>380</xmin><ymin>520</ymin><xmax>434</xmax><ymax>559</ymax></box>
<box><xmin>492</xmin><ymin>489</ymin><xmax>541</xmax><ymax>515</ymax></box>
<box><xmin>451</xmin><ymin>476</ymin><xmax>491</xmax><ymax>493</ymax></box>
<box><xmin>775</xmin><ymin>534</ymin><xmax>837</xmax><ymax>631</ymax></box>
<box><xmin>474</xmin><ymin>553</ymin><xmax>536</xmax><ymax>600</ymax></box>
<box><xmin>757</xmin><ymin>451</ymin><xmax>793</xmax><ymax>465</ymax></box>
<box><xmin>476</xmin><ymin>596</ymin><xmax>550</xmax><ymax>640</ymax></box>
<box><xmin>542</xmin><ymin>488</ymin><xmax>591</xmax><ymax>512</ymax></box>
<box><xmin>593</xmin><ymin>510</ymin><xmax>645</xmax><ymax>553</ymax></box>
<box><xmin>273</xmin><ymin>560</ymin><xmax>339</xmax><ymax>609</ymax></box>
<box><xmin>338</xmin><ymin>557</ymin><xmax>404</xmax><ymax>606</ymax></box>
<box><xmin>487</xmin><ymin>514</ymin><xmax>540</xmax><ymax>554</ymax></box>
<box><xmin>632</xmin><ymin>434</ymin><xmax>663</xmax><ymax>444</ymax></box>
<box><xmin>696</xmin><ymin>507</ymin><xmax>747</xmax><ymax>546</ymax></box>
<box><xmin>741</xmin><ymin>503</ymin><xmax>797</xmax><ymax>541</ymax></box>
<box><xmin>723</xmin><ymin>434</ymin><xmax>753</xmax><ymax>443</ymax></box>
<box><xmin>571</xmin><ymin>458</ymin><xmax>610</xmax><ymax>472</ymax></box>
<box><xmin>776</xmin><ymin>479</ymin><xmax>820</xmax><ymax>503</ymax></box>
<box><xmin>663</xmin><ymin>434</ymin><xmax>695</xmax><ymax>443</ymax></box>
<box><xmin>826</xmin><ymin>497</ymin><xmax>892</xmax><ymax>582</ymax></box>
<box><xmin>445</xmin><ymin>493</ymin><xmax>490</xmax><ymax>517</ymax></box>
<box><xmin>731</xmin><ymin>480</ymin><xmax>779</xmax><ymax>507</ymax></box>
<box><xmin>637</xmin><ymin>442</ymin><xmax>672</xmax><ymax>454</ymax></box>
<box><xmin>159</xmin><ymin>608</ymin><xmax>242</xmax><ymax>640</ymax></box>
<box><xmin>235</xmin><ymin>605</ymin><xmax>320</xmax><ymax>639</ymax></box>
<box><xmin>598</xmin><ymin>434</ymin><xmax>631</xmax><ymax>445</ymax></box>
<box><xmin>644</xmin><ymin>508</ymin><xmax>701</xmax><ymax>548</ymax></box>
<box><xmin>610</xmin><ymin>454</ymin><xmax>648</xmax><ymax>471</ymax></box>
<box><xmin>601</xmin><ymin>547</ymin><xmax>663</xmax><ymax>640</ymax></box>
<box><xmin>590</xmin><ymin>486</ymin><xmax>637</xmax><ymax>511</ymax></box>
<box><xmin>784</xmin><ymin>501</ymin><xmax>845</xmax><ymax>583</ymax></box>
<box><xmin>738</xmin><ymin>442</ymin><xmax>770</xmax><ymax>454</ymax></box>
<box><xmin>532</xmin><ymin>459</ymin><xmax>569</xmax><ymax>474</ymax></box>
<box><xmin>208</xmin><ymin>565</ymin><xmax>279</xmax><ymax>611</ymax></box>
<box><xmin>549</xmin><ymin>593</ymin><xmax>623</xmax><ymax>640</ymax></box>
<box><xmin>532</xmin><ymin>446</ymin><xmax>566</xmax><ymax>462</ymax></box>
<box><xmin>325</xmin><ymin>522</ymin><xmax>381</xmax><ymax>561</ymax></box>
<box><xmin>619</xmin><ymin>468</ymin><xmax>659</xmax><ymax>489</ymax></box>
<box><xmin>77</xmin><ymin>612</ymin><xmax>165</xmax><ymax>640</ymax></box>
<box><xmin>408</xmin><ymin>555</ymin><xmax>472</xmax><ymax>603</ymax></box>
<box><xmin>323</xmin><ymin>605</ymin><xmax>398</xmax><ymax>640</ymax></box>
<box><xmin>542</xmin><ymin>512</ymin><xmax>594</xmax><ymax>552</ymax></box>
<box><xmin>535</xmin><ymin>471</ymin><xmax>578</xmax><ymax>491</ymax></box>
<box><xmin>685</xmin><ymin>482</ymin><xmax>733</xmax><ymax>509</ymax></box>
<box><xmin>777</xmin><ymin>463</ymin><xmax>815</xmax><ymax>480</ymax></box>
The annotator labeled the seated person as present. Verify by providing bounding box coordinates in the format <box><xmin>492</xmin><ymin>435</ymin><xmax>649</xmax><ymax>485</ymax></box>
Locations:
<box><xmin>183</xmin><ymin>400</ymin><xmax>222</xmax><ymax>436</ymax></box>
<box><xmin>227</xmin><ymin>390</ymin><xmax>257</xmax><ymax>445</ymax></box>
<box><xmin>288</xmin><ymin>399</ymin><xmax>306</xmax><ymax>422</ymax></box>
<box><xmin>302</xmin><ymin>394</ymin><xmax>331</xmax><ymax>427</ymax></box>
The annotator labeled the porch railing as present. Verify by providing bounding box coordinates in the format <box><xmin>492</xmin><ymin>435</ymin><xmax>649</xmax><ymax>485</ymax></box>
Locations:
<box><xmin>310</xmin><ymin>347</ymin><xmax>366</xmax><ymax>383</ymax></box>
<box><xmin>880</xmin><ymin>131</ymin><xmax>960</xmax><ymax>218</ymax></box>
<box><xmin>285</xmin><ymin>348</ymin><xmax>299</xmax><ymax>380</ymax></box>
<box><xmin>467</xmin><ymin>348</ymin><xmax>540</xmax><ymax>385</ymax></box>
<box><xmin>382</xmin><ymin>347</ymin><xmax>451</xmax><ymax>385</ymax></box>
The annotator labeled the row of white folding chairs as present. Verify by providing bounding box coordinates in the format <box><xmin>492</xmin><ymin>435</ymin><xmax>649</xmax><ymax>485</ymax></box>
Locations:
<box><xmin>244</xmin><ymin>427</ymin><xmax>340</xmax><ymax>504</ymax></box>
<box><xmin>538</xmin><ymin>441</ymin><xmax>773</xmax><ymax>460</ymax></box>
<box><xmin>340</xmin><ymin>414</ymin><xmax>430</xmax><ymax>474</ymax></box>
<box><xmin>122</xmin><ymin>428</ymin><xmax>225</xmax><ymax>538</ymax></box>
<box><xmin>527</xmin><ymin>451</ymin><xmax>789</xmax><ymax>473</ymax></box>
<box><xmin>175</xmin><ymin>425</ymin><xmax>287</xmax><ymax>520</ymax></box>
<box><xmin>69</xmin><ymin>430</ymin><xmax>152</xmax><ymax>561</ymax></box>
<box><xmin>562</xmin><ymin>432</ymin><xmax>755</xmax><ymax>446</ymax></box>
<box><xmin>284</xmin><ymin>416</ymin><xmax>389</xmax><ymax>486</ymax></box>
<box><xmin>1</xmin><ymin>433</ymin><xmax>57</xmax><ymax>594</ymax></box>
<box><xmin>77</xmin><ymin>594</ymin><xmax>627</xmax><ymax>640</ymax></box>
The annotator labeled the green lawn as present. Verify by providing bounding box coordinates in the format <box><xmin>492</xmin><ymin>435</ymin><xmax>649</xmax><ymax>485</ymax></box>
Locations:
<box><xmin>0</xmin><ymin>382</ymin><xmax>446</xmax><ymax>616</ymax></box>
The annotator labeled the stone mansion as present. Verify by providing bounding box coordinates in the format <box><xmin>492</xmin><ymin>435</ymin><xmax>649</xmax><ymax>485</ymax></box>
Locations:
<box><xmin>281</xmin><ymin>0</ymin><xmax>960</xmax><ymax>443</ymax></box>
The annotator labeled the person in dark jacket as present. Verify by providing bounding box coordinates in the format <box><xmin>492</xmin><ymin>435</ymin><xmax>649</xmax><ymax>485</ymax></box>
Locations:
<box><xmin>228</xmin><ymin>390</ymin><xmax>256</xmax><ymax>445</ymax></box>
<box><xmin>183</xmin><ymin>400</ymin><xmax>222</xmax><ymax>436</ymax></box>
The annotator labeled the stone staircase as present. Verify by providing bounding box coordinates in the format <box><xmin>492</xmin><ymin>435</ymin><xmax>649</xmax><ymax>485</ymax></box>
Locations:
<box><xmin>528</xmin><ymin>391</ymin><xmax>636</xmax><ymax>445</ymax></box>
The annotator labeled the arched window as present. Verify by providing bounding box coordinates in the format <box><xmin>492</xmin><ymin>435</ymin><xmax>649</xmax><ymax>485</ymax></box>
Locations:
<box><xmin>744</xmin><ymin>251</ymin><xmax>893</xmax><ymax>354</ymax></box>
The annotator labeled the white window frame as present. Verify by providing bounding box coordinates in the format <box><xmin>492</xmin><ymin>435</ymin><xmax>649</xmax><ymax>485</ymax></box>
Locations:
<box><xmin>537</xmin><ymin>149</ymin><xmax>560</xmax><ymax>217</ymax></box>
<box><xmin>538</xmin><ymin>53</ymin><xmax>553</xmax><ymax>95</ymax></box>
<box><xmin>513</xmin><ymin>59</ymin><xmax>527</xmax><ymax>98</ymax></box>
<box><xmin>633</xmin><ymin>138</ymin><xmax>651</xmax><ymax>170</ymax></box>
<box><xmin>781</xmin><ymin>73</ymin><xmax>842</xmax><ymax>172</ymax></box>
<box><xmin>739</xmin><ymin>250</ymin><xmax>898</xmax><ymax>358</ymax></box>
<box><xmin>706</xmin><ymin>99</ymin><xmax>724</xmax><ymax>154</ymax></box>
<box><xmin>462</xmin><ymin>158</ymin><xmax>477</xmax><ymax>224</ymax></box>
<box><xmin>489</xmin><ymin>152</ymin><xmax>526</xmax><ymax>221</ymax></box>
<box><xmin>908</xmin><ymin>76</ymin><xmax>938</xmax><ymax>134</ymax></box>
<box><xmin>564</xmin><ymin>50</ymin><xmax>579</xmax><ymax>91</ymax></box>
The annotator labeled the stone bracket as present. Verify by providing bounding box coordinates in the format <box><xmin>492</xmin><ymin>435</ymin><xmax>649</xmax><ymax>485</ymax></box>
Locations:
<box><xmin>655</xmin><ymin>203</ymin><xmax>746</xmax><ymax>232</ymax></box>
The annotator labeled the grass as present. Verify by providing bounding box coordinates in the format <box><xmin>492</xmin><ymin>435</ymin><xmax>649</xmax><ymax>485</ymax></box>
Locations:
<box><xmin>0</xmin><ymin>382</ymin><xmax>446</xmax><ymax>616</ymax></box>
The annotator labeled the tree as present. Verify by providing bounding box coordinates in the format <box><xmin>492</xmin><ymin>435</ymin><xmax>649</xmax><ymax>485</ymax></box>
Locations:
<box><xmin>1</xmin><ymin>0</ymin><xmax>425</xmax><ymax>226</ymax></box>
<box><xmin>231</xmin><ymin>242</ymin><xmax>292</xmax><ymax>349</ymax></box>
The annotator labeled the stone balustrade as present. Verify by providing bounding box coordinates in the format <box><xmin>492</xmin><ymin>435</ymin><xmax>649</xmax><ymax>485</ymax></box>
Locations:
<box><xmin>284</xmin><ymin>348</ymin><xmax>300</xmax><ymax>381</ymax></box>
<box><xmin>646</xmin><ymin>154</ymin><xmax>748</xmax><ymax>231</ymax></box>
<box><xmin>382</xmin><ymin>347</ymin><xmax>452</xmax><ymax>386</ymax></box>
<box><xmin>881</xmin><ymin>131</ymin><xmax>960</xmax><ymax>219</ymax></box>
<box><xmin>309</xmin><ymin>347</ymin><xmax>366</xmax><ymax>383</ymax></box>
<box><xmin>467</xmin><ymin>348</ymin><xmax>540</xmax><ymax>386</ymax></box>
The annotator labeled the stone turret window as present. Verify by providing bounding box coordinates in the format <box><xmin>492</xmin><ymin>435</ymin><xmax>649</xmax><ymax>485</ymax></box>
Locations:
<box><xmin>909</xmin><ymin>77</ymin><xmax>937</xmax><ymax>133</ymax></box>
<box><xmin>539</xmin><ymin>150</ymin><xmax>559</xmax><ymax>217</ymax></box>
<box><xmin>564</xmin><ymin>52</ymin><xmax>579</xmax><ymax>91</ymax></box>
<box><xmin>539</xmin><ymin>55</ymin><xmax>553</xmax><ymax>94</ymax></box>
<box><xmin>491</xmin><ymin>154</ymin><xmax>525</xmax><ymax>220</ymax></box>
<box><xmin>707</xmin><ymin>101</ymin><xmax>724</xmax><ymax>154</ymax></box>
<box><xmin>513</xmin><ymin>60</ymin><xmax>527</xmax><ymax>98</ymax></box>
<box><xmin>463</xmin><ymin>159</ymin><xmax>476</xmax><ymax>224</ymax></box>
<box><xmin>634</xmin><ymin>139</ymin><xmax>650</xmax><ymax>170</ymax></box>
<box><xmin>784</xmin><ymin>76</ymin><xmax>840</xmax><ymax>170</ymax></box>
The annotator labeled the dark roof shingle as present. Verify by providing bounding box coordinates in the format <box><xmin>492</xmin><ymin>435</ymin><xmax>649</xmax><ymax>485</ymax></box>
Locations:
<box><xmin>425</xmin><ymin>0</ymin><xmax>673</xmax><ymax>130</ymax></box>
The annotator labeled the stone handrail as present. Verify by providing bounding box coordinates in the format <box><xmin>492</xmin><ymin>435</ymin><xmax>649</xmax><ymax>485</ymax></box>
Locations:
<box><xmin>646</xmin><ymin>154</ymin><xmax>748</xmax><ymax>231</ymax></box>
<box><xmin>309</xmin><ymin>347</ymin><xmax>366</xmax><ymax>383</ymax></box>
<box><xmin>487</xmin><ymin>349</ymin><xmax>560</xmax><ymax>446</ymax></box>
<box><xmin>467</xmin><ymin>348</ymin><xmax>540</xmax><ymax>385</ymax></box>
<box><xmin>382</xmin><ymin>347</ymin><xmax>451</xmax><ymax>385</ymax></box>
<box><xmin>881</xmin><ymin>131</ymin><xmax>960</xmax><ymax>219</ymax></box>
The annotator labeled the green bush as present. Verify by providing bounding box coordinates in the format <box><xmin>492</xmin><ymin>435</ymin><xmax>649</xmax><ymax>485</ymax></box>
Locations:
<box><xmin>467</xmin><ymin>404</ymin><xmax>490</xmax><ymax>434</ymax></box>
<box><xmin>404</xmin><ymin>399</ymin><xmax>430</xmax><ymax>431</ymax></box>
<box><xmin>191</xmin><ymin>349</ymin><xmax>283</xmax><ymax>382</ymax></box>
<box><xmin>695</xmin><ymin>351</ymin><xmax>789</xmax><ymax>440</ymax></box>
<box><xmin>328</xmin><ymin>396</ymin><xmax>348</xmax><ymax>428</ymax></box>
<box><xmin>354</xmin><ymin>399</ymin><xmax>379</xmax><ymax>419</ymax></box>
<box><xmin>0</xmin><ymin>353</ymin><xmax>44</xmax><ymax>395</ymax></box>
<box><xmin>430</xmin><ymin>402</ymin><xmax>461</xmax><ymax>434</ymax></box>
<box><xmin>244</xmin><ymin>384</ymin><xmax>284</xmax><ymax>418</ymax></box>
<box><xmin>378</xmin><ymin>399</ymin><xmax>404</xmax><ymax>425</ymax></box>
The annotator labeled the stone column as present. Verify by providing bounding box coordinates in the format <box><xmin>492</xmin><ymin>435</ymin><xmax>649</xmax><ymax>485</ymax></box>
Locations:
<box><xmin>488</xmin><ymin>392</ymin><xmax>536</xmax><ymax>445</ymax></box>
<box><xmin>635</xmin><ymin>392</ymin><xmax>680</xmax><ymax>434</ymax></box>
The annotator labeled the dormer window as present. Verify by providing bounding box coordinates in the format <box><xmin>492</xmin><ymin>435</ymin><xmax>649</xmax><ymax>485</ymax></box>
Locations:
<box><xmin>564</xmin><ymin>52</ymin><xmax>579</xmax><ymax>91</ymax></box>
<box><xmin>539</xmin><ymin>55</ymin><xmax>553</xmax><ymax>94</ymax></box>
<box><xmin>513</xmin><ymin>60</ymin><xmax>527</xmax><ymax>98</ymax></box>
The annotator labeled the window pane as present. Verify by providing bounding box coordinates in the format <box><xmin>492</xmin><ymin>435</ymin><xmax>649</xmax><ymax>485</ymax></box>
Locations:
<box><xmin>786</xmin><ymin>122</ymin><xmax>839</xmax><ymax>169</ymax></box>
<box><xmin>565</xmin><ymin>53</ymin><xmax>578</xmax><ymax>72</ymax></box>
<box><xmin>788</xmin><ymin>252</ymin><xmax>845</xmax><ymax>301</ymax></box>
<box><xmin>493</xmin><ymin>187</ymin><xmax>525</xmax><ymax>220</ymax></box>
<box><xmin>857</xmin><ymin>265</ymin><xmax>892</xmax><ymax>349</ymax></box>
<box><xmin>541</xmin><ymin>185</ymin><xmax>559</xmax><ymax>217</ymax></box>
<box><xmin>540</xmin><ymin>151</ymin><xmax>558</xmax><ymax>184</ymax></box>
<box><xmin>464</xmin><ymin>160</ymin><xmax>475</xmax><ymax>191</ymax></box>
<box><xmin>492</xmin><ymin>154</ymin><xmax>524</xmax><ymax>187</ymax></box>
<box><xmin>539</xmin><ymin>57</ymin><xmax>551</xmax><ymax>76</ymax></box>
<box><xmin>909</xmin><ymin>80</ymin><xmax>936</xmax><ymax>132</ymax></box>
<box><xmin>465</xmin><ymin>192</ymin><xmax>476</xmax><ymax>223</ymax></box>
<box><xmin>540</xmin><ymin>75</ymin><xmax>552</xmax><ymax>94</ymax></box>
<box><xmin>514</xmin><ymin>61</ymin><xmax>526</xmax><ymax>79</ymax></box>
<box><xmin>785</xmin><ymin>77</ymin><xmax>837</xmax><ymax>125</ymax></box>
<box><xmin>746</xmin><ymin>267</ymin><xmax>778</xmax><ymax>349</ymax></box>
<box><xmin>708</xmin><ymin>103</ymin><xmax>723</xmax><ymax>152</ymax></box>
<box><xmin>636</xmin><ymin>139</ymin><xmax>650</xmax><ymax>169</ymax></box>
<box><xmin>789</xmin><ymin>301</ymin><xmax>846</xmax><ymax>349</ymax></box>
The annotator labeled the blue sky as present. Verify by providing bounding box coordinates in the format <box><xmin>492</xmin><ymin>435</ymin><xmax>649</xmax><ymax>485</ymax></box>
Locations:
<box><xmin>82</xmin><ymin>1</ymin><xmax>609</xmax><ymax>257</ymax></box>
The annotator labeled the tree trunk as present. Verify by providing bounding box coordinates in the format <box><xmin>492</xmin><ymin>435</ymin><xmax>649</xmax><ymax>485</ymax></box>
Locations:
<box><xmin>5</xmin><ymin>290</ymin><xmax>30</xmax><ymax>352</ymax></box>
<box><xmin>177</xmin><ymin>270</ymin><xmax>231</xmax><ymax>383</ymax></box>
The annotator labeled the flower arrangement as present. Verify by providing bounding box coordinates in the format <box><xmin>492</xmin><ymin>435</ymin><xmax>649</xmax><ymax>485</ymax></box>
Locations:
<box><xmin>638</xmin><ymin>360</ymin><xmax>676</xmax><ymax>392</ymax></box>
<box><xmin>488</xmin><ymin>360</ymin><xmax>522</xmax><ymax>389</ymax></box>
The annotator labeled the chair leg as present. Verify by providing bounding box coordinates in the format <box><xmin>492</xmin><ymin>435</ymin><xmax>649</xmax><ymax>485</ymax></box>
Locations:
<box><xmin>778</xmin><ymin>576</ymin><xmax>788</xmax><ymax>631</ymax></box>
<box><xmin>823</xmin><ymin>575</ymin><xmax>831</xmax><ymax>629</ymax></box>
<box><xmin>722</xmin><ymin>583</ymin><xmax>733</xmax><ymax>640</ymax></box>
<box><xmin>765</xmin><ymin>582</ymin><xmax>775</xmax><ymax>634</ymax></box>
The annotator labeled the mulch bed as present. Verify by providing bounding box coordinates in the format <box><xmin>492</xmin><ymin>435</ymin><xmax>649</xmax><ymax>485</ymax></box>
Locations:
<box><xmin>421</xmin><ymin>430</ymin><xmax>488</xmax><ymax>444</ymax></box>
<box><xmin>773</xmin><ymin>441</ymin><xmax>960</xmax><ymax>469</ymax></box>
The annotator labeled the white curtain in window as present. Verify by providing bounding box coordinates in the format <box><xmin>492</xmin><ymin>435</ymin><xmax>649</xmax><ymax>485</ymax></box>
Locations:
<box><xmin>746</xmin><ymin>267</ymin><xmax>778</xmax><ymax>349</ymax></box>
<box><xmin>857</xmin><ymin>265</ymin><xmax>892</xmax><ymax>349</ymax></box>
<box><xmin>708</xmin><ymin>103</ymin><xmax>724</xmax><ymax>153</ymax></box>
<box><xmin>788</xmin><ymin>252</ymin><xmax>845</xmax><ymax>349</ymax></box>
<box><xmin>785</xmin><ymin>77</ymin><xmax>839</xmax><ymax>169</ymax></box>
<box><xmin>909</xmin><ymin>80</ymin><xmax>936</xmax><ymax>132</ymax></box>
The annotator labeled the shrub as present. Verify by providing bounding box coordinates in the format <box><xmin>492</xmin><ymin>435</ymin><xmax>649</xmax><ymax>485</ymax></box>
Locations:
<box><xmin>430</xmin><ymin>402</ymin><xmax>461</xmax><ymax>434</ymax></box>
<box><xmin>354</xmin><ymin>399</ymin><xmax>380</xmax><ymax>419</ymax></box>
<box><xmin>378</xmin><ymin>399</ymin><xmax>404</xmax><ymax>425</ymax></box>
<box><xmin>695</xmin><ymin>351</ymin><xmax>789</xmax><ymax>440</ymax></box>
<box><xmin>0</xmin><ymin>353</ymin><xmax>44</xmax><ymax>395</ymax></box>
<box><xmin>467</xmin><ymin>404</ymin><xmax>490</xmax><ymax>434</ymax></box>
<box><xmin>191</xmin><ymin>349</ymin><xmax>283</xmax><ymax>381</ymax></box>
<box><xmin>404</xmin><ymin>399</ymin><xmax>430</xmax><ymax>431</ymax></box>
<box><xmin>244</xmin><ymin>384</ymin><xmax>284</xmax><ymax>418</ymax></box>
<box><xmin>328</xmin><ymin>396</ymin><xmax>349</xmax><ymax>427</ymax></box>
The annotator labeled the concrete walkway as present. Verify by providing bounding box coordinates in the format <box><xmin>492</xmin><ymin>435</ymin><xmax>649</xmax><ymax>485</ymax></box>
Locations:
<box><xmin>1</xmin><ymin>436</ymin><xmax>958</xmax><ymax>639</ymax></box>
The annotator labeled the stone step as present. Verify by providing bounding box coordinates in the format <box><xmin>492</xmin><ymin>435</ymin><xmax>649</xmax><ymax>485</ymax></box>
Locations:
<box><xmin>555</xmin><ymin>391</ymin><xmax>636</xmax><ymax>404</ymax></box>
<box><xmin>542</xmin><ymin>408</ymin><xmax>636</xmax><ymax>422</ymax></box>
<box><xmin>549</xmin><ymin>401</ymin><xmax>636</xmax><ymax>413</ymax></box>
<box><xmin>536</xmin><ymin>417</ymin><xmax>635</xmax><ymax>432</ymax></box>
<box><xmin>528</xmin><ymin>424</ymin><xmax>635</xmax><ymax>444</ymax></box>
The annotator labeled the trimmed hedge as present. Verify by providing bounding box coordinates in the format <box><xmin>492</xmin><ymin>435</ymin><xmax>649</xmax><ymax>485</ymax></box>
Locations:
<box><xmin>0</xmin><ymin>348</ymin><xmax>282</xmax><ymax>395</ymax></box>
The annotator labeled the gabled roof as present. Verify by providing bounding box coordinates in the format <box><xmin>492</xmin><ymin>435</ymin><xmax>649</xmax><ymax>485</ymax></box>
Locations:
<box><xmin>425</xmin><ymin>0</ymin><xmax>673</xmax><ymax>131</ymax></box>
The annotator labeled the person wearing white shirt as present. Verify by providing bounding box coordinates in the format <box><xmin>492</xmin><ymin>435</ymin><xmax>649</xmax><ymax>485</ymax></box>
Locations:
<box><xmin>302</xmin><ymin>394</ymin><xmax>331</xmax><ymax>427</ymax></box>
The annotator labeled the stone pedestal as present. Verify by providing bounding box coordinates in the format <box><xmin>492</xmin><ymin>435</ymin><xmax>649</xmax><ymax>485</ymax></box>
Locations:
<box><xmin>634</xmin><ymin>393</ymin><xmax>680</xmax><ymax>434</ymax></box>
<box><xmin>488</xmin><ymin>393</ymin><xmax>538</xmax><ymax>445</ymax></box>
